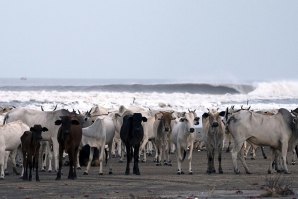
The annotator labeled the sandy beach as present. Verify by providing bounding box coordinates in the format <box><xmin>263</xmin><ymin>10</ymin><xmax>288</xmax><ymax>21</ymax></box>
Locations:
<box><xmin>1</xmin><ymin>147</ymin><xmax>297</xmax><ymax>198</ymax></box>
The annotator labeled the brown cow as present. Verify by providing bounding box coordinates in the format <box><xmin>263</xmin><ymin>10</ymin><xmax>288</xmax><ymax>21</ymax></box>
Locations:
<box><xmin>21</xmin><ymin>125</ymin><xmax>48</xmax><ymax>181</ymax></box>
<box><xmin>55</xmin><ymin>115</ymin><xmax>82</xmax><ymax>180</ymax></box>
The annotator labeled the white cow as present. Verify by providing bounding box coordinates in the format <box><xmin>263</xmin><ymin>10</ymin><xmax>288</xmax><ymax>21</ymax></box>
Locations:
<box><xmin>0</xmin><ymin>121</ymin><xmax>29</xmax><ymax>179</ymax></box>
<box><xmin>171</xmin><ymin>111</ymin><xmax>199</xmax><ymax>174</ymax></box>
<box><xmin>226</xmin><ymin>108</ymin><xmax>298</xmax><ymax>174</ymax></box>
<box><xmin>139</xmin><ymin>116</ymin><xmax>156</xmax><ymax>162</ymax></box>
<box><xmin>78</xmin><ymin>116</ymin><xmax>115</xmax><ymax>175</ymax></box>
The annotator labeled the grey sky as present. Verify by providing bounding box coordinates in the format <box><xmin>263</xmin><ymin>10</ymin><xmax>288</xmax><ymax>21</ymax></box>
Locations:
<box><xmin>0</xmin><ymin>1</ymin><xmax>297</xmax><ymax>83</ymax></box>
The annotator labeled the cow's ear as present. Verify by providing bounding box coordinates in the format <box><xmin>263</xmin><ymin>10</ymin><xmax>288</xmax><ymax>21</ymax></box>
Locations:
<box><xmin>171</xmin><ymin>117</ymin><xmax>176</xmax><ymax>120</ymax></box>
<box><xmin>142</xmin><ymin>117</ymin><xmax>147</xmax><ymax>122</ymax></box>
<box><xmin>30</xmin><ymin>127</ymin><xmax>35</xmax><ymax>132</ymax></box>
<box><xmin>219</xmin><ymin>111</ymin><xmax>226</xmax><ymax>117</ymax></box>
<box><xmin>202</xmin><ymin>113</ymin><xmax>209</xmax><ymax>119</ymax></box>
<box><xmin>42</xmin><ymin>127</ymin><xmax>48</xmax><ymax>132</ymax></box>
<box><xmin>55</xmin><ymin>120</ymin><xmax>62</xmax><ymax>125</ymax></box>
<box><xmin>71</xmin><ymin>120</ymin><xmax>80</xmax><ymax>125</ymax></box>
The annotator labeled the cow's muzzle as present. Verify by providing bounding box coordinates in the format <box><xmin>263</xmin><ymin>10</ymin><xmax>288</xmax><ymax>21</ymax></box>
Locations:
<box><xmin>212</xmin><ymin>122</ymin><xmax>219</xmax><ymax>128</ymax></box>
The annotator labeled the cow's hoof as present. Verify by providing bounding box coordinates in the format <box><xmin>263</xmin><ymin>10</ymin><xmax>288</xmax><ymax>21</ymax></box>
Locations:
<box><xmin>156</xmin><ymin>163</ymin><xmax>161</xmax><ymax>166</ymax></box>
<box><xmin>118</xmin><ymin>160</ymin><xmax>124</xmax><ymax>163</ymax></box>
<box><xmin>284</xmin><ymin>171</ymin><xmax>291</xmax><ymax>174</ymax></box>
<box><xmin>246</xmin><ymin>171</ymin><xmax>252</xmax><ymax>174</ymax></box>
<box><xmin>219</xmin><ymin>170</ymin><xmax>223</xmax><ymax>174</ymax></box>
<box><xmin>109</xmin><ymin>171</ymin><xmax>113</xmax><ymax>175</ymax></box>
<box><xmin>189</xmin><ymin>171</ymin><xmax>193</xmax><ymax>175</ymax></box>
<box><xmin>48</xmin><ymin>170</ymin><xmax>52</xmax><ymax>173</ymax></box>
<box><xmin>77</xmin><ymin>167</ymin><xmax>82</xmax><ymax>170</ymax></box>
<box><xmin>55</xmin><ymin>177</ymin><xmax>61</xmax><ymax>180</ymax></box>
<box><xmin>251</xmin><ymin>157</ymin><xmax>256</xmax><ymax>160</ymax></box>
<box><xmin>0</xmin><ymin>177</ymin><xmax>4</xmax><ymax>180</ymax></box>
<box><xmin>264</xmin><ymin>156</ymin><xmax>267</xmax><ymax>159</ymax></box>
<box><xmin>234</xmin><ymin>169</ymin><xmax>240</xmax><ymax>174</ymax></box>
<box><xmin>41</xmin><ymin>169</ymin><xmax>46</xmax><ymax>172</ymax></box>
<box><xmin>83</xmin><ymin>172</ymin><xmax>88</xmax><ymax>175</ymax></box>
<box><xmin>141</xmin><ymin>159</ymin><xmax>146</xmax><ymax>163</ymax></box>
<box><xmin>99</xmin><ymin>173</ymin><xmax>103</xmax><ymax>175</ymax></box>
<box><xmin>177</xmin><ymin>172</ymin><xmax>181</xmax><ymax>175</ymax></box>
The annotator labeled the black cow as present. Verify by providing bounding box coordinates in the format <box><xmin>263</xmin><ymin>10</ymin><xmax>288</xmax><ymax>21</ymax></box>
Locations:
<box><xmin>120</xmin><ymin>113</ymin><xmax>147</xmax><ymax>175</ymax></box>
<box><xmin>55</xmin><ymin>115</ymin><xmax>82</xmax><ymax>180</ymax></box>
<box><xmin>21</xmin><ymin>125</ymin><xmax>48</xmax><ymax>181</ymax></box>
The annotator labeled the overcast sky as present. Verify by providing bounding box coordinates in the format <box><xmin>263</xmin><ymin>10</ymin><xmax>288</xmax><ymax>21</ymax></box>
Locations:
<box><xmin>0</xmin><ymin>1</ymin><xmax>297</xmax><ymax>83</ymax></box>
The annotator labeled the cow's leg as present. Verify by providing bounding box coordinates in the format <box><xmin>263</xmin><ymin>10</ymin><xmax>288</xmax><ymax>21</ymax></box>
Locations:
<box><xmin>35</xmin><ymin>154</ymin><xmax>40</xmax><ymax>181</ymax></box>
<box><xmin>292</xmin><ymin>147</ymin><xmax>296</xmax><ymax>165</ymax></box>
<box><xmin>218</xmin><ymin>146</ymin><xmax>223</xmax><ymax>174</ymax></box>
<box><xmin>156</xmin><ymin>145</ymin><xmax>162</xmax><ymax>166</ymax></box>
<box><xmin>125</xmin><ymin>145</ymin><xmax>130</xmax><ymax>175</ymax></box>
<box><xmin>0</xmin><ymin>149</ymin><xmax>5</xmax><ymax>179</ymax></box>
<box><xmin>211</xmin><ymin>148</ymin><xmax>216</xmax><ymax>173</ymax></box>
<box><xmin>261</xmin><ymin>146</ymin><xmax>267</xmax><ymax>159</ymax></box>
<box><xmin>98</xmin><ymin>145</ymin><xmax>105</xmax><ymax>175</ymax></box>
<box><xmin>73</xmin><ymin>147</ymin><xmax>79</xmax><ymax>179</ymax></box>
<box><xmin>55</xmin><ymin>145</ymin><xmax>63</xmax><ymax>180</ymax></box>
<box><xmin>84</xmin><ymin>147</ymin><xmax>94</xmax><ymax>175</ymax></box>
<box><xmin>28</xmin><ymin>155</ymin><xmax>33</xmax><ymax>181</ymax></box>
<box><xmin>281</xmin><ymin>143</ymin><xmax>290</xmax><ymax>174</ymax></box>
<box><xmin>133</xmin><ymin>145</ymin><xmax>141</xmax><ymax>175</ymax></box>
<box><xmin>51</xmin><ymin>139</ymin><xmax>59</xmax><ymax>172</ymax></box>
<box><xmin>9</xmin><ymin>150</ymin><xmax>20</xmax><ymax>175</ymax></box>
<box><xmin>188</xmin><ymin>143</ymin><xmax>194</xmax><ymax>174</ymax></box>
<box><xmin>231</xmin><ymin>141</ymin><xmax>244</xmax><ymax>174</ymax></box>
<box><xmin>68</xmin><ymin>149</ymin><xmax>75</xmax><ymax>180</ymax></box>
<box><xmin>119</xmin><ymin>141</ymin><xmax>126</xmax><ymax>163</ymax></box>
<box><xmin>238</xmin><ymin>144</ymin><xmax>251</xmax><ymax>174</ymax></box>
<box><xmin>206</xmin><ymin>148</ymin><xmax>213</xmax><ymax>174</ymax></box>
<box><xmin>76</xmin><ymin>145</ymin><xmax>82</xmax><ymax>169</ymax></box>
<box><xmin>139</xmin><ymin>137</ymin><xmax>148</xmax><ymax>162</ymax></box>
<box><xmin>22</xmin><ymin>152</ymin><xmax>27</xmax><ymax>180</ymax></box>
<box><xmin>176</xmin><ymin>147</ymin><xmax>183</xmax><ymax>175</ymax></box>
<box><xmin>268</xmin><ymin>148</ymin><xmax>275</xmax><ymax>174</ymax></box>
<box><xmin>107</xmin><ymin>143</ymin><xmax>113</xmax><ymax>174</ymax></box>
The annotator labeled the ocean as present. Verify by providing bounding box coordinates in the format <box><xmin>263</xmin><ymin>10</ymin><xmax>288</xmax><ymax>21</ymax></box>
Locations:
<box><xmin>0</xmin><ymin>78</ymin><xmax>298</xmax><ymax>116</ymax></box>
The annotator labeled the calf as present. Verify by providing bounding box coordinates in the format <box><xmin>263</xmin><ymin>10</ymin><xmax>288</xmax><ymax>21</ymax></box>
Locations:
<box><xmin>202</xmin><ymin>109</ymin><xmax>225</xmax><ymax>174</ymax></box>
<box><xmin>55</xmin><ymin>116</ymin><xmax>82</xmax><ymax>180</ymax></box>
<box><xmin>154</xmin><ymin>111</ymin><xmax>176</xmax><ymax>166</ymax></box>
<box><xmin>21</xmin><ymin>125</ymin><xmax>48</xmax><ymax>181</ymax></box>
<box><xmin>171</xmin><ymin>111</ymin><xmax>200</xmax><ymax>174</ymax></box>
<box><xmin>120</xmin><ymin>113</ymin><xmax>147</xmax><ymax>175</ymax></box>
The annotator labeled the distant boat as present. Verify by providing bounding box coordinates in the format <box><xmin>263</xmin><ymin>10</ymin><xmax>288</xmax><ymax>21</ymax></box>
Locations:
<box><xmin>20</xmin><ymin>77</ymin><xmax>27</xmax><ymax>80</ymax></box>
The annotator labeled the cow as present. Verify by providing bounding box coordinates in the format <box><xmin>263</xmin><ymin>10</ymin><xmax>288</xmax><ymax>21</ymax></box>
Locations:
<box><xmin>139</xmin><ymin>116</ymin><xmax>156</xmax><ymax>162</ymax></box>
<box><xmin>202</xmin><ymin>109</ymin><xmax>226</xmax><ymax>174</ymax></box>
<box><xmin>120</xmin><ymin>113</ymin><xmax>147</xmax><ymax>175</ymax></box>
<box><xmin>55</xmin><ymin>115</ymin><xmax>82</xmax><ymax>180</ymax></box>
<box><xmin>3</xmin><ymin>108</ymin><xmax>91</xmax><ymax>172</ymax></box>
<box><xmin>226</xmin><ymin>108</ymin><xmax>298</xmax><ymax>174</ymax></box>
<box><xmin>77</xmin><ymin>116</ymin><xmax>115</xmax><ymax>175</ymax></box>
<box><xmin>21</xmin><ymin>125</ymin><xmax>48</xmax><ymax>181</ymax></box>
<box><xmin>171</xmin><ymin>110</ymin><xmax>199</xmax><ymax>175</ymax></box>
<box><xmin>0</xmin><ymin>121</ymin><xmax>29</xmax><ymax>179</ymax></box>
<box><xmin>154</xmin><ymin>111</ymin><xmax>176</xmax><ymax>166</ymax></box>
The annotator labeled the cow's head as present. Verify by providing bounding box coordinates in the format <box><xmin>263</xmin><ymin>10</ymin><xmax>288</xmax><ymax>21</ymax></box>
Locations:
<box><xmin>179</xmin><ymin>110</ymin><xmax>200</xmax><ymax>133</ymax></box>
<box><xmin>157</xmin><ymin>111</ymin><xmax>176</xmax><ymax>132</ymax></box>
<box><xmin>131</xmin><ymin>113</ymin><xmax>147</xmax><ymax>133</ymax></box>
<box><xmin>202</xmin><ymin>109</ymin><xmax>225</xmax><ymax>128</ymax></box>
<box><xmin>30</xmin><ymin>124</ymin><xmax>48</xmax><ymax>141</ymax></box>
<box><xmin>55</xmin><ymin>116</ymin><xmax>80</xmax><ymax>134</ymax></box>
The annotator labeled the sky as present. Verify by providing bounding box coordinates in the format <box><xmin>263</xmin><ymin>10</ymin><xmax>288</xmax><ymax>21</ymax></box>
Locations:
<box><xmin>0</xmin><ymin>1</ymin><xmax>298</xmax><ymax>83</ymax></box>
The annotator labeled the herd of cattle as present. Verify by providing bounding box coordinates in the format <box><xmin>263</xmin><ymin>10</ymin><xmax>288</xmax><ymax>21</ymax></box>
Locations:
<box><xmin>1</xmin><ymin>104</ymin><xmax>298</xmax><ymax>181</ymax></box>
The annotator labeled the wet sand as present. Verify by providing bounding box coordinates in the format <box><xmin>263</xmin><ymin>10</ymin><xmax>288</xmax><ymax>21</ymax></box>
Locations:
<box><xmin>1</xmin><ymin>148</ymin><xmax>298</xmax><ymax>198</ymax></box>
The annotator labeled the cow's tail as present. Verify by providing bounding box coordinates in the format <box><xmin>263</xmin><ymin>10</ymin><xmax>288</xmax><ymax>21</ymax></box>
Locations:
<box><xmin>3</xmin><ymin>113</ymin><xmax>9</xmax><ymax>125</ymax></box>
<box><xmin>182</xmin><ymin>150</ymin><xmax>187</xmax><ymax>161</ymax></box>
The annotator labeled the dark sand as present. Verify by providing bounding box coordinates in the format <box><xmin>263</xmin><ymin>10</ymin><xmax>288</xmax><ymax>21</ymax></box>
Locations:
<box><xmin>1</xmin><ymin>148</ymin><xmax>298</xmax><ymax>198</ymax></box>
